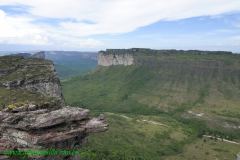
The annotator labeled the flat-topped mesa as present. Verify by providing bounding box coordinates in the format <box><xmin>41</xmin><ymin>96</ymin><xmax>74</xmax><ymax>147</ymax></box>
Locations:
<box><xmin>98</xmin><ymin>48</ymin><xmax>234</xmax><ymax>66</ymax></box>
<box><xmin>98</xmin><ymin>49</ymin><xmax>135</xmax><ymax>66</ymax></box>
<box><xmin>0</xmin><ymin>54</ymin><xmax>108</xmax><ymax>160</ymax></box>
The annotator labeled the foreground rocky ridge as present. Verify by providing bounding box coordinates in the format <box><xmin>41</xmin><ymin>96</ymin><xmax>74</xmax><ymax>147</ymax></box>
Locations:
<box><xmin>0</xmin><ymin>105</ymin><xmax>107</xmax><ymax>159</ymax></box>
<box><xmin>0</xmin><ymin>54</ymin><xmax>108</xmax><ymax>159</ymax></box>
<box><xmin>0</xmin><ymin>55</ymin><xmax>63</xmax><ymax>103</ymax></box>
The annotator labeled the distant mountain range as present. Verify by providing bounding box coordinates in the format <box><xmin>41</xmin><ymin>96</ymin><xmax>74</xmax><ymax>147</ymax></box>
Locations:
<box><xmin>45</xmin><ymin>51</ymin><xmax>97</xmax><ymax>79</ymax></box>
<box><xmin>0</xmin><ymin>51</ymin><xmax>98</xmax><ymax>79</ymax></box>
<box><xmin>45</xmin><ymin>51</ymin><xmax>97</xmax><ymax>61</ymax></box>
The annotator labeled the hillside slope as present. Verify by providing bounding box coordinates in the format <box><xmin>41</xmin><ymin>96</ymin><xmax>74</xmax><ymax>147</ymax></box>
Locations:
<box><xmin>63</xmin><ymin>49</ymin><xmax>240</xmax><ymax>159</ymax></box>
<box><xmin>64</xmin><ymin>49</ymin><xmax>240</xmax><ymax>126</ymax></box>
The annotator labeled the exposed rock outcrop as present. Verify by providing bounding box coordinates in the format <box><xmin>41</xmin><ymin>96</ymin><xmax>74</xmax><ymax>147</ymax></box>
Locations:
<box><xmin>0</xmin><ymin>55</ymin><xmax>108</xmax><ymax>160</ymax></box>
<box><xmin>0</xmin><ymin>104</ymin><xmax>107</xmax><ymax>149</ymax></box>
<box><xmin>98</xmin><ymin>49</ymin><xmax>134</xmax><ymax>66</ymax></box>
<box><xmin>98</xmin><ymin>48</ymin><xmax>234</xmax><ymax>67</ymax></box>
<box><xmin>0</xmin><ymin>56</ymin><xmax>63</xmax><ymax>103</ymax></box>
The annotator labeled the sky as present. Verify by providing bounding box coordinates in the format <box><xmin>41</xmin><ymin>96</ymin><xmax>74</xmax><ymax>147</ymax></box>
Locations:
<box><xmin>0</xmin><ymin>0</ymin><xmax>240</xmax><ymax>52</ymax></box>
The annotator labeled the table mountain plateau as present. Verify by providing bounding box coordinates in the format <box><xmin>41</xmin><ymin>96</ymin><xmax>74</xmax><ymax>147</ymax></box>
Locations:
<box><xmin>63</xmin><ymin>48</ymin><xmax>240</xmax><ymax>159</ymax></box>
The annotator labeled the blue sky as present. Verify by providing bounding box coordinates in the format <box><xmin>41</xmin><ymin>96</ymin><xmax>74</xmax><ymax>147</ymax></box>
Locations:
<box><xmin>0</xmin><ymin>0</ymin><xmax>240</xmax><ymax>52</ymax></box>
<box><xmin>98</xmin><ymin>13</ymin><xmax>240</xmax><ymax>52</ymax></box>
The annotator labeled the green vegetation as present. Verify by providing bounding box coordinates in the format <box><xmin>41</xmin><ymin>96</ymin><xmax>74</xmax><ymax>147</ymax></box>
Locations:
<box><xmin>54</xmin><ymin>60</ymin><xmax>96</xmax><ymax>80</ymax></box>
<box><xmin>63</xmin><ymin>52</ymin><xmax>240</xmax><ymax>159</ymax></box>
<box><xmin>46</xmin><ymin>52</ymin><xmax>97</xmax><ymax>79</ymax></box>
<box><xmin>55</xmin><ymin>64</ymin><xmax>85</xmax><ymax>80</ymax></box>
<box><xmin>0</xmin><ymin>56</ymin><xmax>60</xmax><ymax>109</ymax></box>
<box><xmin>0</xmin><ymin>87</ymin><xmax>56</xmax><ymax>110</ymax></box>
<box><xmin>63</xmin><ymin>64</ymin><xmax>240</xmax><ymax>120</ymax></box>
<box><xmin>80</xmin><ymin>114</ymin><xmax>240</xmax><ymax>160</ymax></box>
<box><xmin>0</xmin><ymin>56</ymin><xmax>54</xmax><ymax>83</ymax></box>
<box><xmin>82</xmin><ymin>113</ymin><xmax>193</xmax><ymax>160</ymax></box>
<box><xmin>165</xmin><ymin>138</ymin><xmax>240</xmax><ymax>160</ymax></box>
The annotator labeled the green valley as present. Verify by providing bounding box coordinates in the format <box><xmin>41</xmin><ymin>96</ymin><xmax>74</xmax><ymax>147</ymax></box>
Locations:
<box><xmin>62</xmin><ymin>49</ymin><xmax>240</xmax><ymax>160</ymax></box>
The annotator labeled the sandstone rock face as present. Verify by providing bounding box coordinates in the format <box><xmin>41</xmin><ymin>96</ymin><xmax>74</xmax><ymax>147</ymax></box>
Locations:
<box><xmin>98</xmin><ymin>50</ymin><xmax>134</xmax><ymax>66</ymax></box>
<box><xmin>0</xmin><ymin>105</ymin><xmax>107</xmax><ymax>149</ymax></box>
<box><xmin>0</xmin><ymin>56</ymin><xmax>64</xmax><ymax>103</ymax></box>
<box><xmin>24</xmin><ymin>79</ymin><xmax>62</xmax><ymax>100</ymax></box>
<box><xmin>0</xmin><ymin>104</ymin><xmax>108</xmax><ymax>159</ymax></box>
<box><xmin>97</xmin><ymin>48</ymin><xmax>234</xmax><ymax>67</ymax></box>
<box><xmin>0</xmin><ymin>55</ymin><xmax>108</xmax><ymax>159</ymax></box>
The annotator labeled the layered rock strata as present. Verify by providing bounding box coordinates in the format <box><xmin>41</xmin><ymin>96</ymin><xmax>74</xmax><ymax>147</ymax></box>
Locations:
<box><xmin>0</xmin><ymin>55</ymin><xmax>63</xmax><ymax>103</ymax></box>
<box><xmin>0</xmin><ymin>54</ymin><xmax>108</xmax><ymax>160</ymax></box>
<box><xmin>98</xmin><ymin>49</ymin><xmax>134</xmax><ymax>66</ymax></box>
<box><xmin>0</xmin><ymin>104</ymin><xmax>107</xmax><ymax>159</ymax></box>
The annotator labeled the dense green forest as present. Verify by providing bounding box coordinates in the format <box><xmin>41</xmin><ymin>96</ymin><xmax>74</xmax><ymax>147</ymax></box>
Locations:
<box><xmin>46</xmin><ymin>52</ymin><xmax>97</xmax><ymax>79</ymax></box>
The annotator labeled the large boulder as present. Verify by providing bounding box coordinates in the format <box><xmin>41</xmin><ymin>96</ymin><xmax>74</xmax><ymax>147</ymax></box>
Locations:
<box><xmin>0</xmin><ymin>104</ymin><xmax>108</xmax><ymax>159</ymax></box>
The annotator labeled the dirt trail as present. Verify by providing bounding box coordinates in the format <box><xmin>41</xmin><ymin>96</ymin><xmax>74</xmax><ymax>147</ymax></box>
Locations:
<box><xmin>203</xmin><ymin>135</ymin><xmax>240</xmax><ymax>145</ymax></box>
<box><xmin>137</xmin><ymin>119</ymin><xmax>168</xmax><ymax>127</ymax></box>
<box><xmin>106</xmin><ymin>112</ymin><xmax>168</xmax><ymax>127</ymax></box>
<box><xmin>105</xmin><ymin>112</ymin><xmax>132</xmax><ymax>120</ymax></box>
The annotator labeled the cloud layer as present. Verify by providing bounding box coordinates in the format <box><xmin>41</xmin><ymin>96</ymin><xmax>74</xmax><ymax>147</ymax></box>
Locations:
<box><xmin>0</xmin><ymin>0</ymin><xmax>240</xmax><ymax>49</ymax></box>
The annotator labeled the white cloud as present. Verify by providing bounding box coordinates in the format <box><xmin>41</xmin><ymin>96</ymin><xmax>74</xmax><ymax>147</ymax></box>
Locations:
<box><xmin>0</xmin><ymin>0</ymin><xmax>240</xmax><ymax>48</ymax></box>
<box><xmin>0</xmin><ymin>10</ymin><xmax>48</xmax><ymax>45</ymax></box>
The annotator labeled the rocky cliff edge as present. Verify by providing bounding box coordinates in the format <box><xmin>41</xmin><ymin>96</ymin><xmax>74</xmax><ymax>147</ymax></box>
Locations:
<box><xmin>0</xmin><ymin>54</ymin><xmax>108</xmax><ymax>160</ymax></box>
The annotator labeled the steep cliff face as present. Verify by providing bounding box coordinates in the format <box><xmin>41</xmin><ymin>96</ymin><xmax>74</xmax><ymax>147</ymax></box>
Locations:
<box><xmin>0</xmin><ymin>54</ymin><xmax>108</xmax><ymax>160</ymax></box>
<box><xmin>98</xmin><ymin>48</ymin><xmax>235</xmax><ymax>67</ymax></box>
<box><xmin>0</xmin><ymin>55</ymin><xmax>63</xmax><ymax>103</ymax></box>
<box><xmin>98</xmin><ymin>49</ymin><xmax>134</xmax><ymax>66</ymax></box>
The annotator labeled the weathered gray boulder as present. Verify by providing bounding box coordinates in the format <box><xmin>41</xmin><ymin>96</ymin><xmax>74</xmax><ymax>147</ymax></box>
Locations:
<box><xmin>0</xmin><ymin>105</ymin><xmax>107</xmax><ymax>147</ymax></box>
<box><xmin>0</xmin><ymin>104</ymin><xmax>108</xmax><ymax>159</ymax></box>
